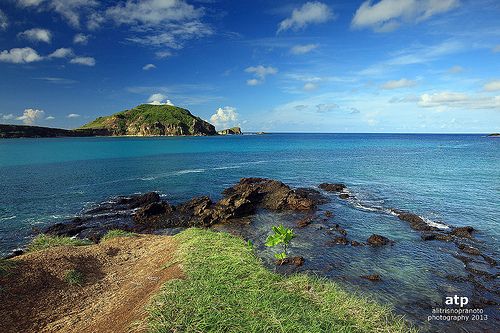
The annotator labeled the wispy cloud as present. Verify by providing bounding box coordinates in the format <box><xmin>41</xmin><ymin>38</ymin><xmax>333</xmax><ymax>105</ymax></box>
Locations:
<box><xmin>483</xmin><ymin>80</ymin><xmax>500</xmax><ymax>92</ymax></box>
<box><xmin>73</xmin><ymin>33</ymin><xmax>90</xmax><ymax>45</ymax></box>
<box><xmin>290</xmin><ymin>43</ymin><xmax>319</xmax><ymax>55</ymax></box>
<box><xmin>0</xmin><ymin>9</ymin><xmax>9</xmax><ymax>31</ymax></box>
<box><xmin>352</xmin><ymin>0</ymin><xmax>460</xmax><ymax>32</ymax></box>
<box><xmin>70</xmin><ymin>56</ymin><xmax>96</xmax><ymax>66</ymax></box>
<box><xmin>358</xmin><ymin>40</ymin><xmax>466</xmax><ymax>76</ymax></box>
<box><xmin>142</xmin><ymin>63</ymin><xmax>156</xmax><ymax>70</ymax></box>
<box><xmin>380</xmin><ymin>78</ymin><xmax>417</xmax><ymax>89</ymax></box>
<box><xmin>245</xmin><ymin>65</ymin><xmax>278</xmax><ymax>85</ymax></box>
<box><xmin>278</xmin><ymin>2</ymin><xmax>334</xmax><ymax>33</ymax></box>
<box><xmin>106</xmin><ymin>0</ymin><xmax>212</xmax><ymax>49</ymax></box>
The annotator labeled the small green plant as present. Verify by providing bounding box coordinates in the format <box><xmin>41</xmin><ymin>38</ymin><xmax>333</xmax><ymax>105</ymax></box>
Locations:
<box><xmin>246</xmin><ymin>240</ymin><xmax>254</xmax><ymax>251</ymax></box>
<box><xmin>265</xmin><ymin>225</ymin><xmax>296</xmax><ymax>261</ymax></box>
<box><xmin>64</xmin><ymin>269</ymin><xmax>84</xmax><ymax>286</ymax></box>
<box><xmin>101</xmin><ymin>229</ymin><xmax>138</xmax><ymax>242</ymax></box>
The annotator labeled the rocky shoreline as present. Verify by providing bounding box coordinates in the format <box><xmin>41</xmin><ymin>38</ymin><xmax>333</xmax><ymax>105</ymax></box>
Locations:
<box><xmin>14</xmin><ymin>177</ymin><xmax>497</xmax><ymax>311</ymax></box>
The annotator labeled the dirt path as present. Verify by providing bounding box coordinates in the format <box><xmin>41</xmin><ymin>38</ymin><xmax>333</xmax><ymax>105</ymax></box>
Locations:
<box><xmin>0</xmin><ymin>235</ymin><xmax>182</xmax><ymax>333</ymax></box>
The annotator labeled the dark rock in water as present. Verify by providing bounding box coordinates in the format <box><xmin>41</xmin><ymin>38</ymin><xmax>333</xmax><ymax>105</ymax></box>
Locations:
<box><xmin>276</xmin><ymin>256</ymin><xmax>305</xmax><ymax>267</ymax></box>
<box><xmin>361</xmin><ymin>274</ymin><xmax>381</xmax><ymax>281</ymax></box>
<box><xmin>324</xmin><ymin>210</ymin><xmax>334</xmax><ymax>218</ymax></box>
<box><xmin>445</xmin><ymin>274</ymin><xmax>467</xmax><ymax>282</ymax></box>
<box><xmin>294</xmin><ymin>188</ymin><xmax>330</xmax><ymax>205</ymax></box>
<box><xmin>43</xmin><ymin>179</ymin><xmax>329</xmax><ymax>241</ymax></box>
<box><xmin>4</xmin><ymin>249</ymin><xmax>24</xmax><ymax>259</ymax></box>
<box><xmin>350</xmin><ymin>240</ymin><xmax>364</xmax><ymax>246</ymax></box>
<box><xmin>327</xmin><ymin>236</ymin><xmax>349</xmax><ymax>246</ymax></box>
<box><xmin>482</xmin><ymin>255</ymin><xmax>497</xmax><ymax>266</ymax></box>
<box><xmin>330</xmin><ymin>224</ymin><xmax>347</xmax><ymax>236</ymax></box>
<box><xmin>296</xmin><ymin>215</ymin><xmax>314</xmax><ymax>228</ymax></box>
<box><xmin>367</xmin><ymin>234</ymin><xmax>393</xmax><ymax>246</ymax></box>
<box><xmin>457</xmin><ymin>243</ymin><xmax>481</xmax><ymax>256</ymax></box>
<box><xmin>421</xmin><ymin>232</ymin><xmax>452</xmax><ymax>241</ymax></box>
<box><xmin>454</xmin><ymin>254</ymin><xmax>473</xmax><ymax>264</ymax></box>
<box><xmin>318</xmin><ymin>183</ymin><xmax>346</xmax><ymax>192</ymax></box>
<box><xmin>117</xmin><ymin>192</ymin><xmax>161</xmax><ymax>208</ymax></box>
<box><xmin>390</xmin><ymin>209</ymin><xmax>437</xmax><ymax>231</ymax></box>
<box><xmin>338</xmin><ymin>193</ymin><xmax>350</xmax><ymax>200</ymax></box>
<box><xmin>223</xmin><ymin>178</ymin><xmax>325</xmax><ymax>212</ymax></box>
<box><xmin>450</xmin><ymin>226</ymin><xmax>475</xmax><ymax>239</ymax></box>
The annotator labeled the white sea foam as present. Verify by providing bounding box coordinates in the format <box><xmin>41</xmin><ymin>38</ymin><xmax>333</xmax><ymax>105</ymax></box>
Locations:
<box><xmin>0</xmin><ymin>215</ymin><xmax>16</xmax><ymax>222</ymax></box>
<box><xmin>341</xmin><ymin>189</ymin><xmax>450</xmax><ymax>230</ymax></box>
<box><xmin>174</xmin><ymin>169</ymin><xmax>206</xmax><ymax>175</ymax></box>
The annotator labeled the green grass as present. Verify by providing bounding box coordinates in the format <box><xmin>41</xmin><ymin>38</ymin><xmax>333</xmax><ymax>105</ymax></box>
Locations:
<box><xmin>79</xmin><ymin>104</ymin><xmax>200</xmax><ymax>131</ymax></box>
<box><xmin>27</xmin><ymin>234</ymin><xmax>92</xmax><ymax>253</ymax></box>
<box><xmin>0</xmin><ymin>258</ymin><xmax>15</xmax><ymax>276</ymax></box>
<box><xmin>147</xmin><ymin>228</ymin><xmax>417</xmax><ymax>333</ymax></box>
<box><xmin>101</xmin><ymin>229</ymin><xmax>138</xmax><ymax>242</ymax></box>
<box><xmin>63</xmin><ymin>269</ymin><xmax>84</xmax><ymax>286</ymax></box>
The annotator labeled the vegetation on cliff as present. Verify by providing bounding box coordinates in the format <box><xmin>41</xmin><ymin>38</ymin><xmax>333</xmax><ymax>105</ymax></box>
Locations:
<box><xmin>147</xmin><ymin>228</ymin><xmax>415</xmax><ymax>333</ymax></box>
<box><xmin>79</xmin><ymin>104</ymin><xmax>216</xmax><ymax>136</ymax></box>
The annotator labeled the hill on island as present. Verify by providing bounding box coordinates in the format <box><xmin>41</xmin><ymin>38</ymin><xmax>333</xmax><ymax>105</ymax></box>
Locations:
<box><xmin>79</xmin><ymin>104</ymin><xmax>216</xmax><ymax>136</ymax></box>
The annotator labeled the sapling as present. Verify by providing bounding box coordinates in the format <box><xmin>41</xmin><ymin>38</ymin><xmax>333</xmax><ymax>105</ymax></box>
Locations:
<box><xmin>265</xmin><ymin>225</ymin><xmax>296</xmax><ymax>262</ymax></box>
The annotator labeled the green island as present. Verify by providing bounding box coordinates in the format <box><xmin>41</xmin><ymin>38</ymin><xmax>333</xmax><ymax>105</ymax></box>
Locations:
<box><xmin>0</xmin><ymin>104</ymin><xmax>243</xmax><ymax>138</ymax></box>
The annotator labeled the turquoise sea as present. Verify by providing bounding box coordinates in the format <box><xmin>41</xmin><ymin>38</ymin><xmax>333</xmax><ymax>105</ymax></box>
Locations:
<box><xmin>0</xmin><ymin>133</ymin><xmax>498</xmax><ymax>332</ymax></box>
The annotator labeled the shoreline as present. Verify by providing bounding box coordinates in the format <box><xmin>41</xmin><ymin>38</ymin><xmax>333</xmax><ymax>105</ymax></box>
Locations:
<box><xmin>2</xmin><ymin>177</ymin><xmax>498</xmax><ymax>331</ymax></box>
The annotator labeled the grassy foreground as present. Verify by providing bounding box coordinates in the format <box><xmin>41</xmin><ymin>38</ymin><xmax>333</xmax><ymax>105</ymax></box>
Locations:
<box><xmin>147</xmin><ymin>228</ymin><xmax>416</xmax><ymax>333</ymax></box>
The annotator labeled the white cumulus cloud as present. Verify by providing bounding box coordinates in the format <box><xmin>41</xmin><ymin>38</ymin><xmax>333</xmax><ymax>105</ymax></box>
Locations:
<box><xmin>290</xmin><ymin>44</ymin><xmax>319</xmax><ymax>55</ymax></box>
<box><xmin>278</xmin><ymin>2</ymin><xmax>333</xmax><ymax>33</ymax></box>
<box><xmin>18</xmin><ymin>28</ymin><xmax>52</xmax><ymax>43</ymax></box>
<box><xmin>67</xmin><ymin>113</ymin><xmax>80</xmax><ymax>118</ymax></box>
<box><xmin>143</xmin><ymin>63</ymin><xmax>156</xmax><ymax>70</ymax></box>
<box><xmin>380</xmin><ymin>78</ymin><xmax>416</xmax><ymax>89</ymax></box>
<box><xmin>352</xmin><ymin>0</ymin><xmax>459</xmax><ymax>32</ymax></box>
<box><xmin>484</xmin><ymin>80</ymin><xmax>500</xmax><ymax>92</ymax></box>
<box><xmin>0</xmin><ymin>47</ymin><xmax>43</xmax><ymax>63</ymax></box>
<box><xmin>210</xmin><ymin>106</ymin><xmax>239</xmax><ymax>128</ymax></box>
<box><xmin>147</xmin><ymin>93</ymin><xmax>174</xmax><ymax>106</ymax></box>
<box><xmin>245</xmin><ymin>65</ymin><xmax>278</xmax><ymax>85</ymax></box>
<box><xmin>16</xmin><ymin>108</ymin><xmax>45</xmax><ymax>125</ymax></box>
<box><xmin>70</xmin><ymin>56</ymin><xmax>95</xmax><ymax>66</ymax></box>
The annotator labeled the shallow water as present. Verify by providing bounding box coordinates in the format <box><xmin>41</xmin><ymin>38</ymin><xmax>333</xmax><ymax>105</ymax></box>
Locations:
<box><xmin>0</xmin><ymin>133</ymin><xmax>499</xmax><ymax>331</ymax></box>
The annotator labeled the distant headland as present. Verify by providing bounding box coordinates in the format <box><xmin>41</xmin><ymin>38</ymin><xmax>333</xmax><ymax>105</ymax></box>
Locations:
<box><xmin>0</xmin><ymin>104</ymin><xmax>243</xmax><ymax>138</ymax></box>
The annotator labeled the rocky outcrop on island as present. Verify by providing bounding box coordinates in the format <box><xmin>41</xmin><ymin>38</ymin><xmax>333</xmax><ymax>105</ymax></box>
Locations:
<box><xmin>487</xmin><ymin>133</ymin><xmax>499</xmax><ymax>137</ymax></box>
<box><xmin>217</xmin><ymin>127</ymin><xmax>242</xmax><ymax>135</ymax></box>
<box><xmin>0</xmin><ymin>124</ymin><xmax>107</xmax><ymax>139</ymax></box>
<box><xmin>79</xmin><ymin>104</ymin><xmax>216</xmax><ymax>136</ymax></box>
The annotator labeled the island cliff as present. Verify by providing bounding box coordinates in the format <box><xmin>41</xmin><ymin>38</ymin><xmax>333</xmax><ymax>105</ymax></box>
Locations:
<box><xmin>79</xmin><ymin>104</ymin><xmax>216</xmax><ymax>136</ymax></box>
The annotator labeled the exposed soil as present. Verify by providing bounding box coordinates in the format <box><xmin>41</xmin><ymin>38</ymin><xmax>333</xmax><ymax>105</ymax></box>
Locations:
<box><xmin>0</xmin><ymin>235</ymin><xmax>182</xmax><ymax>333</ymax></box>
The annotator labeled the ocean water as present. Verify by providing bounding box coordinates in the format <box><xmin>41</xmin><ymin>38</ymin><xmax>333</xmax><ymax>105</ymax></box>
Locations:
<box><xmin>0</xmin><ymin>133</ymin><xmax>498</xmax><ymax>331</ymax></box>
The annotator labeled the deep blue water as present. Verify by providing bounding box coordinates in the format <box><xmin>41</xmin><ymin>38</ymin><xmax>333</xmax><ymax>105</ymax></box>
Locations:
<box><xmin>0</xmin><ymin>133</ymin><xmax>498</xmax><ymax>331</ymax></box>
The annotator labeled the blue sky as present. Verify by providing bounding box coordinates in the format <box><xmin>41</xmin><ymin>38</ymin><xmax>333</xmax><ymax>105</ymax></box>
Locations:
<box><xmin>0</xmin><ymin>0</ymin><xmax>499</xmax><ymax>133</ymax></box>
